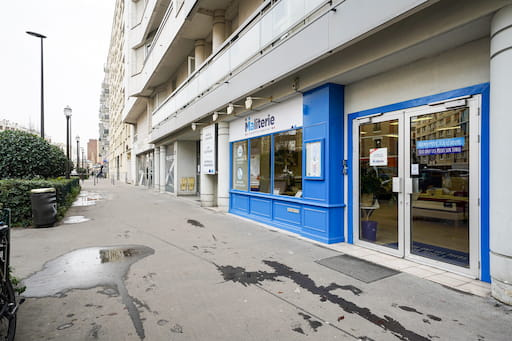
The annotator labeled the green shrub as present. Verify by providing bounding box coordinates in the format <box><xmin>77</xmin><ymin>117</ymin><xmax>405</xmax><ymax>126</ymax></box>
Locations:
<box><xmin>0</xmin><ymin>178</ymin><xmax>80</xmax><ymax>226</ymax></box>
<box><xmin>0</xmin><ymin>130</ymin><xmax>69</xmax><ymax>179</ymax></box>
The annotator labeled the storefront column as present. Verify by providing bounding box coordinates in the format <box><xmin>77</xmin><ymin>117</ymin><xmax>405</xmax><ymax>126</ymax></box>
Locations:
<box><xmin>490</xmin><ymin>4</ymin><xmax>512</xmax><ymax>305</ymax></box>
<box><xmin>217</xmin><ymin>122</ymin><xmax>229</xmax><ymax>209</ymax></box>
<box><xmin>200</xmin><ymin>128</ymin><xmax>215</xmax><ymax>206</ymax></box>
<box><xmin>159</xmin><ymin>146</ymin><xmax>166</xmax><ymax>193</ymax></box>
<box><xmin>154</xmin><ymin>147</ymin><xmax>160</xmax><ymax>191</ymax></box>
<box><xmin>212</xmin><ymin>10</ymin><xmax>225</xmax><ymax>52</ymax></box>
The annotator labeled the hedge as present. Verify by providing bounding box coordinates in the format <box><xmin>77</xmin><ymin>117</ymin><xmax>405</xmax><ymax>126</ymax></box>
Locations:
<box><xmin>0</xmin><ymin>130</ymin><xmax>70</xmax><ymax>179</ymax></box>
<box><xmin>0</xmin><ymin>178</ymin><xmax>81</xmax><ymax>226</ymax></box>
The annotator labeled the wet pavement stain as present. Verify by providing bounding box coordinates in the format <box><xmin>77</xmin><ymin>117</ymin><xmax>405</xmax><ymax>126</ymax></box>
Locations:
<box><xmin>56</xmin><ymin>322</ymin><xmax>73</xmax><ymax>330</ymax></box>
<box><xmin>157</xmin><ymin>319</ymin><xmax>169</xmax><ymax>326</ymax></box>
<box><xmin>426</xmin><ymin>314</ymin><xmax>442</xmax><ymax>322</ymax></box>
<box><xmin>398</xmin><ymin>306</ymin><xmax>423</xmax><ymax>315</ymax></box>
<box><xmin>216</xmin><ymin>260</ymin><xmax>430</xmax><ymax>341</ymax></box>
<box><xmin>89</xmin><ymin>324</ymin><xmax>102</xmax><ymax>338</ymax></box>
<box><xmin>170</xmin><ymin>324</ymin><xmax>183</xmax><ymax>333</ymax></box>
<box><xmin>298</xmin><ymin>312</ymin><xmax>323</xmax><ymax>332</ymax></box>
<box><xmin>187</xmin><ymin>219</ymin><xmax>204</xmax><ymax>227</ymax></box>
<box><xmin>291</xmin><ymin>322</ymin><xmax>306</xmax><ymax>335</ymax></box>
<box><xmin>22</xmin><ymin>245</ymin><xmax>154</xmax><ymax>340</ymax></box>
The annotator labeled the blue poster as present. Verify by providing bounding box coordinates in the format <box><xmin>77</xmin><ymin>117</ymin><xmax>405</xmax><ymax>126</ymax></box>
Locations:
<box><xmin>416</xmin><ymin>137</ymin><xmax>464</xmax><ymax>156</ymax></box>
<box><xmin>416</xmin><ymin>137</ymin><xmax>465</xmax><ymax>149</ymax></box>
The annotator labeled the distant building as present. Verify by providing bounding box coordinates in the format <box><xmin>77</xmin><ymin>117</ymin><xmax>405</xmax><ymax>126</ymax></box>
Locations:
<box><xmin>0</xmin><ymin>119</ymin><xmax>39</xmax><ymax>135</ymax></box>
<box><xmin>87</xmin><ymin>139</ymin><xmax>98</xmax><ymax>165</ymax></box>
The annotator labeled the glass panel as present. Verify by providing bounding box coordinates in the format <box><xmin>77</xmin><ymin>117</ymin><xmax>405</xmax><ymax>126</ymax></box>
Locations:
<box><xmin>250</xmin><ymin>136</ymin><xmax>271</xmax><ymax>193</ymax></box>
<box><xmin>410</xmin><ymin>108</ymin><xmax>470</xmax><ymax>267</ymax></box>
<box><xmin>359</xmin><ymin>120</ymin><xmax>399</xmax><ymax>248</ymax></box>
<box><xmin>274</xmin><ymin>129</ymin><xmax>303</xmax><ymax>196</ymax></box>
<box><xmin>232</xmin><ymin>141</ymin><xmax>248</xmax><ymax>190</ymax></box>
<box><xmin>165</xmin><ymin>144</ymin><xmax>175</xmax><ymax>193</ymax></box>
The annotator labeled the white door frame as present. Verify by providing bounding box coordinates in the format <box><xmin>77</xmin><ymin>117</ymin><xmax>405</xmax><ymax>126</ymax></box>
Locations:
<box><xmin>352</xmin><ymin>96</ymin><xmax>481</xmax><ymax>277</ymax></box>
<box><xmin>353</xmin><ymin>111</ymin><xmax>405</xmax><ymax>258</ymax></box>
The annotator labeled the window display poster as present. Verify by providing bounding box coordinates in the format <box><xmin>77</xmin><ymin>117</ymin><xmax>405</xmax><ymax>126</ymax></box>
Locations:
<box><xmin>233</xmin><ymin>141</ymin><xmax>248</xmax><ymax>190</ymax></box>
<box><xmin>250</xmin><ymin>154</ymin><xmax>260</xmax><ymax>189</ymax></box>
<box><xmin>369</xmin><ymin>148</ymin><xmax>388</xmax><ymax>166</ymax></box>
<box><xmin>201</xmin><ymin>125</ymin><xmax>216</xmax><ymax>174</ymax></box>
<box><xmin>306</xmin><ymin>141</ymin><xmax>322</xmax><ymax>177</ymax></box>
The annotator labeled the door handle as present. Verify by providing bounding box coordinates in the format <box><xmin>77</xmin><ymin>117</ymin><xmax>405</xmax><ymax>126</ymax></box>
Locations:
<box><xmin>405</xmin><ymin>178</ymin><xmax>413</xmax><ymax>194</ymax></box>
<box><xmin>392</xmin><ymin>177</ymin><xmax>402</xmax><ymax>193</ymax></box>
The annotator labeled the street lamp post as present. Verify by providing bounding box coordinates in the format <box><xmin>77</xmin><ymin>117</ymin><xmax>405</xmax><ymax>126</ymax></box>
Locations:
<box><xmin>26</xmin><ymin>31</ymin><xmax>47</xmax><ymax>139</ymax></box>
<box><xmin>76</xmin><ymin>136</ymin><xmax>80</xmax><ymax>173</ymax></box>
<box><xmin>81</xmin><ymin>147</ymin><xmax>85</xmax><ymax>170</ymax></box>
<box><xmin>64</xmin><ymin>106</ymin><xmax>72</xmax><ymax>179</ymax></box>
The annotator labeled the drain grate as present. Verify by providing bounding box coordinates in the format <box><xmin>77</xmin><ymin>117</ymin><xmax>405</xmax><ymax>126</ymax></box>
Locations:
<box><xmin>316</xmin><ymin>254</ymin><xmax>400</xmax><ymax>283</ymax></box>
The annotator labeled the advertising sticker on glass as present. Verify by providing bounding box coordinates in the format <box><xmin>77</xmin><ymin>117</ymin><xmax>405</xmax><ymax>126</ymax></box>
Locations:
<box><xmin>369</xmin><ymin>148</ymin><xmax>388</xmax><ymax>166</ymax></box>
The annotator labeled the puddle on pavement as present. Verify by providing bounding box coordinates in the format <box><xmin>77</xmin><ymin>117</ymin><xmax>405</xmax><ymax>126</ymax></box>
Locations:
<box><xmin>72</xmin><ymin>192</ymin><xmax>103</xmax><ymax>207</ymax></box>
<box><xmin>22</xmin><ymin>245</ymin><xmax>154</xmax><ymax>339</ymax></box>
<box><xmin>62</xmin><ymin>216</ymin><xmax>90</xmax><ymax>224</ymax></box>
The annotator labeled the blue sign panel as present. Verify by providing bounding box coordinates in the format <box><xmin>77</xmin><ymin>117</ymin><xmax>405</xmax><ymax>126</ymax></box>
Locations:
<box><xmin>416</xmin><ymin>137</ymin><xmax>465</xmax><ymax>149</ymax></box>
<box><xmin>417</xmin><ymin>146</ymin><xmax>462</xmax><ymax>156</ymax></box>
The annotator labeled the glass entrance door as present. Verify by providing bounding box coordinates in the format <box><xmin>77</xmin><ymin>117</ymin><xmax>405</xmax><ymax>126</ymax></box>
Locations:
<box><xmin>355</xmin><ymin>96</ymin><xmax>479</xmax><ymax>275</ymax></box>
<box><xmin>355</xmin><ymin>113</ymin><xmax>404</xmax><ymax>256</ymax></box>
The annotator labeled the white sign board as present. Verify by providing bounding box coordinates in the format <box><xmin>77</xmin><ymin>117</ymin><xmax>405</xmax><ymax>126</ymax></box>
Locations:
<box><xmin>306</xmin><ymin>141</ymin><xmax>322</xmax><ymax>177</ymax></box>
<box><xmin>229</xmin><ymin>95</ymin><xmax>303</xmax><ymax>141</ymax></box>
<box><xmin>201</xmin><ymin>125</ymin><xmax>216</xmax><ymax>174</ymax></box>
<box><xmin>369</xmin><ymin>148</ymin><xmax>388</xmax><ymax>166</ymax></box>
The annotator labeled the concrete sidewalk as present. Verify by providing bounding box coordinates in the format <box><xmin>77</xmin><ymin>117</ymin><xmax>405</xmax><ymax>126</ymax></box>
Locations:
<box><xmin>11</xmin><ymin>179</ymin><xmax>512</xmax><ymax>340</ymax></box>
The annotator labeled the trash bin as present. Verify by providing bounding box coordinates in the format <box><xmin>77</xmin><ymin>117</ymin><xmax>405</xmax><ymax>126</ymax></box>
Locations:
<box><xmin>31</xmin><ymin>188</ymin><xmax>57</xmax><ymax>227</ymax></box>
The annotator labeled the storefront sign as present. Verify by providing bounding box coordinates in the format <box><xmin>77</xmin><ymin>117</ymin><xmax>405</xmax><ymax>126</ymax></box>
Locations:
<box><xmin>201</xmin><ymin>125</ymin><xmax>216</xmax><ymax>174</ymax></box>
<box><xmin>229</xmin><ymin>96</ymin><xmax>303</xmax><ymax>141</ymax></box>
<box><xmin>416</xmin><ymin>137</ymin><xmax>464</xmax><ymax>156</ymax></box>
<box><xmin>369</xmin><ymin>148</ymin><xmax>388</xmax><ymax>166</ymax></box>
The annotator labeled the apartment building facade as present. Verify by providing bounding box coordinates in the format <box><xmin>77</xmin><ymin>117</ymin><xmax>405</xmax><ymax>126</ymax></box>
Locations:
<box><xmin>106</xmin><ymin>0</ymin><xmax>133</xmax><ymax>183</ymax></box>
<box><xmin>118</xmin><ymin>0</ymin><xmax>512</xmax><ymax>304</ymax></box>
<box><xmin>98</xmin><ymin>71</ymin><xmax>110</xmax><ymax>167</ymax></box>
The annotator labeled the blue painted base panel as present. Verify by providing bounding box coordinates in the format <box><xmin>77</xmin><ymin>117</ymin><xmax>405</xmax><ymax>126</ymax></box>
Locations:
<box><xmin>230</xmin><ymin>193</ymin><xmax>344</xmax><ymax>244</ymax></box>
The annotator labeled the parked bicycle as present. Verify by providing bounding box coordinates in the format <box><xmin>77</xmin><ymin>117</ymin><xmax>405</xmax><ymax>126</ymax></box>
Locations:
<box><xmin>0</xmin><ymin>205</ymin><xmax>19</xmax><ymax>340</ymax></box>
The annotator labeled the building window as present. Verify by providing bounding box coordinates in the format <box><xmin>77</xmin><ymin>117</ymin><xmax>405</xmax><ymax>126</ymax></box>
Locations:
<box><xmin>232</xmin><ymin>140</ymin><xmax>248</xmax><ymax>190</ymax></box>
<box><xmin>232</xmin><ymin>128</ymin><xmax>303</xmax><ymax>197</ymax></box>
<box><xmin>274</xmin><ymin>129</ymin><xmax>303</xmax><ymax>196</ymax></box>
<box><xmin>250</xmin><ymin>136</ymin><xmax>271</xmax><ymax>193</ymax></box>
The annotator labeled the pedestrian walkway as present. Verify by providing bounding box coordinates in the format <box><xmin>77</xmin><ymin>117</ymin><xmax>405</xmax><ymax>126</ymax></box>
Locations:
<box><xmin>12</xmin><ymin>179</ymin><xmax>512</xmax><ymax>340</ymax></box>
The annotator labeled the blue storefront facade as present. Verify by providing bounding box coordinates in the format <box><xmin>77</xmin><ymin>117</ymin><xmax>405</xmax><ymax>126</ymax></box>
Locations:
<box><xmin>230</xmin><ymin>84</ymin><xmax>345</xmax><ymax>244</ymax></box>
<box><xmin>229</xmin><ymin>82</ymin><xmax>491</xmax><ymax>284</ymax></box>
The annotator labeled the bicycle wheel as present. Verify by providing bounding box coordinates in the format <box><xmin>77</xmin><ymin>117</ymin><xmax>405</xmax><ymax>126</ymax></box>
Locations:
<box><xmin>0</xmin><ymin>276</ymin><xmax>16</xmax><ymax>341</ymax></box>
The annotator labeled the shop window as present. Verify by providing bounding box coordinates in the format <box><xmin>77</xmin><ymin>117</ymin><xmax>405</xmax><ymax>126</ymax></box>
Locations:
<box><xmin>250</xmin><ymin>136</ymin><xmax>271</xmax><ymax>193</ymax></box>
<box><xmin>232</xmin><ymin>140</ymin><xmax>248</xmax><ymax>190</ymax></box>
<box><xmin>274</xmin><ymin>129</ymin><xmax>303</xmax><ymax>196</ymax></box>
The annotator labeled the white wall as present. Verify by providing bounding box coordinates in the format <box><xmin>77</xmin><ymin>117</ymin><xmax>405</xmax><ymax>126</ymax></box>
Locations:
<box><xmin>176</xmin><ymin>141</ymin><xmax>197</xmax><ymax>195</ymax></box>
<box><xmin>345</xmin><ymin>38</ymin><xmax>489</xmax><ymax>114</ymax></box>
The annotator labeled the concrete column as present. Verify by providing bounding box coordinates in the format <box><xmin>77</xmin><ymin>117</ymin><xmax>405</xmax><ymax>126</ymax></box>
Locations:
<box><xmin>217</xmin><ymin>122</ymin><xmax>230</xmax><ymax>210</ymax></box>
<box><xmin>200</xmin><ymin>128</ymin><xmax>215</xmax><ymax>206</ymax></box>
<box><xmin>490</xmin><ymin>4</ymin><xmax>512</xmax><ymax>305</ymax></box>
<box><xmin>154</xmin><ymin>147</ymin><xmax>160</xmax><ymax>191</ymax></box>
<box><xmin>129</xmin><ymin>125</ymin><xmax>137</xmax><ymax>184</ymax></box>
<box><xmin>212</xmin><ymin>9</ymin><xmax>225</xmax><ymax>52</ymax></box>
<box><xmin>160</xmin><ymin>146</ymin><xmax>166</xmax><ymax>193</ymax></box>
<box><xmin>195</xmin><ymin>39</ymin><xmax>206</xmax><ymax>69</ymax></box>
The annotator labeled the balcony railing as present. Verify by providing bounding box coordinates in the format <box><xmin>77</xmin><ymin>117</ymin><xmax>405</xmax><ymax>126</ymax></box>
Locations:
<box><xmin>151</xmin><ymin>0</ymin><xmax>326</xmax><ymax>128</ymax></box>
